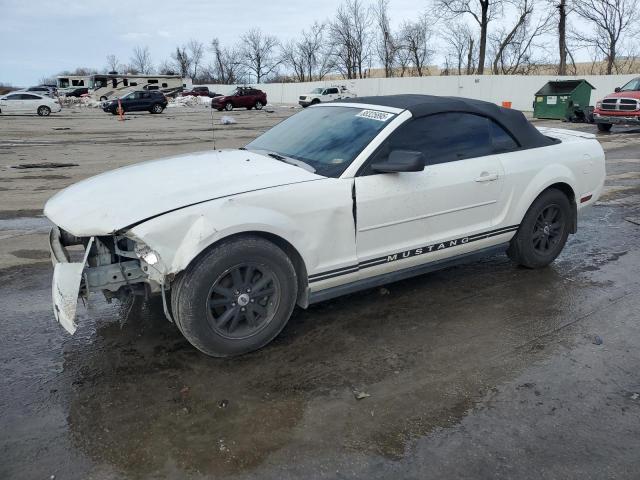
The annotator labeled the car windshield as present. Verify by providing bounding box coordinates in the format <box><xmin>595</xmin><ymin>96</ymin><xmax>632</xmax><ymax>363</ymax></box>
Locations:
<box><xmin>310</xmin><ymin>88</ymin><xmax>323</xmax><ymax>94</ymax></box>
<box><xmin>620</xmin><ymin>78</ymin><xmax>640</xmax><ymax>91</ymax></box>
<box><xmin>226</xmin><ymin>88</ymin><xmax>239</xmax><ymax>96</ymax></box>
<box><xmin>246</xmin><ymin>106</ymin><xmax>396</xmax><ymax>178</ymax></box>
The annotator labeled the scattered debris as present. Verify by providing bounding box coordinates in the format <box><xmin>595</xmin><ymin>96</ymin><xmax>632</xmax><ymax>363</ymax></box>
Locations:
<box><xmin>353</xmin><ymin>389</ymin><xmax>371</xmax><ymax>400</ymax></box>
<box><xmin>265</xmin><ymin>109</ymin><xmax>275</xmax><ymax>113</ymax></box>
<box><xmin>12</xmin><ymin>162</ymin><xmax>78</xmax><ymax>170</ymax></box>
<box><xmin>180</xmin><ymin>386</ymin><xmax>190</xmax><ymax>395</ymax></box>
<box><xmin>220</xmin><ymin>116</ymin><xmax>237</xmax><ymax>125</ymax></box>
<box><xmin>625</xmin><ymin>217</ymin><xmax>640</xmax><ymax>226</ymax></box>
<box><xmin>592</xmin><ymin>335</ymin><xmax>603</xmax><ymax>345</ymax></box>
<box><xmin>218</xmin><ymin>399</ymin><xmax>229</xmax><ymax>409</ymax></box>
<box><xmin>631</xmin><ymin>393</ymin><xmax>639</xmax><ymax>400</ymax></box>
<box><xmin>379</xmin><ymin>287</ymin><xmax>390</xmax><ymax>295</ymax></box>
<box><xmin>52</xmin><ymin>127</ymin><xmax>71</xmax><ymax>131</ymax></box>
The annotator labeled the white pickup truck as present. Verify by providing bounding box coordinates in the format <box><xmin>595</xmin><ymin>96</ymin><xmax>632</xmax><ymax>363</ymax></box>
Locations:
<box><xmin>45</xmin><ymin>95</ymin><xmax>605</xmax><ymax>357</ymax></box>
<box><xmin>298</xmin><ymin>86</ymin><xmax>356</xmax><ymax>107</ymax></box>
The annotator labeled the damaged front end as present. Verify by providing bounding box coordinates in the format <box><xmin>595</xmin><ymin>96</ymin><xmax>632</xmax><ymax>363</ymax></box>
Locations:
<box><xmin>49</xmin><ymin>226</ymin><xmax>167</xmax><ymax>334</ymax></box>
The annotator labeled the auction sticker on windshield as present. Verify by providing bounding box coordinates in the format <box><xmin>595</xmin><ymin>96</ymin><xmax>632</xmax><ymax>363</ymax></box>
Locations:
<box><xmin>356</xmin><ymin>110</ymin><xmax>395</xmax><ymax>122</ymax></box>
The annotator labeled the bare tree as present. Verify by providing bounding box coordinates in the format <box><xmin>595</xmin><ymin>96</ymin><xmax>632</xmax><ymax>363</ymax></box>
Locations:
<box><xmin>329</xmin><ymin>0</ymin><xmax>372</xmax><ymax>79</ymax></box>
<box><xmin>490</xmin><ymin>0</ymin><xmax>552</xmax><ymax>74</ymax></box>
<box><xmin>398</xmin><ymin>15</ymin><xmax>435</xmax><ymax>76</ymax></box>
<box><xmin>555</xmin><ymin>0</ymin><xmax>569</xmax><ymax>74</ymax></box>
<box><xmin>130</xmin><ymin>46</ymin><xmax>153</xmax><ymax>74</ymax></box>
<box><xmin>187</xmin><ymin>39</ymin><xmax>205</xmax><ymax>80</ymax></box>
<box><xmin>105</xmin><ymin>54</ymin><xmax>120</xmax><ymax>73</ymax></box>
<box><xmin>171</xmin><ymin>46</ymin><xmax>191</xmax><ymax>78</ymax></box>
<box><xmin>239</xmin><ymin>28</ymin><xmax>280</xmax><ymax>83</ymax></box>
<box><xmin>300</xmin><ymin>22</ymin><xmax>334</xmax><ymax>80</ymax></box>
<box><xmin>443</xmin><ymin>22</ymin><xmax>477</xmax><ymax>74</ymax></box>
<box><xmin>374</xmin><ymin>0</ymin><xmax>397</xmax><ymax>77</ymax></box>
<box><xmin>572</xmin><ymin>0</ymin><xmax>639</xmax><ymax>74</ymax></box>
<box><xmin>157</xmin><ymin>59</ymin><xmax>177</xmax><ymax>75</ymax></box>
<box><xmin>436</xmin><ymin>0</ymin><xmax>504</xmax><ymax>74</ymax></box>
<box><xmin>210</xmin><ymin>38</ymin><xmax>246</xmax><ymax>84</ymax></box>
<box><xmin>281</xmin><ymin>39</ymin><xmax>307</xmax><ymax>82</ymax></box>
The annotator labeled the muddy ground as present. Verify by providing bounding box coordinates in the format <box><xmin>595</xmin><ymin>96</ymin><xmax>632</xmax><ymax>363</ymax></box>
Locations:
<box><xmin>1</xmin><ymin>106</ymin><xmax>639</xmax><ymax>480</ymax></box>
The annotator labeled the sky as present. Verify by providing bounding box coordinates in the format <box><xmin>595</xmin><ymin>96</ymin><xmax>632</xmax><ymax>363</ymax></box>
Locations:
<box><xmin>0</xmin><ymin>0</ymin><xmax>429</xmax><ymax>86</ymax></box>
<box><xmin>0</xmin><ymin>0</ymin><xmax>575</xmax><ymax>87</ymax></box>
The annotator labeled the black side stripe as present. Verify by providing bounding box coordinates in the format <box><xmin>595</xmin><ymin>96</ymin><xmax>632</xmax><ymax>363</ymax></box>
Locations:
<box><xmin>309</xmin><ymin>224</ymin><xmax>519</xmax><ymax>283</ymax></box>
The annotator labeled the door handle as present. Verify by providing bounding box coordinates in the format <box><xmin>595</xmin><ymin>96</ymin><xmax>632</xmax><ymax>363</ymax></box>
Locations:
<box><xmin>475</xmin><ymin>172</ymin><xmax>499</xmax><ymax>182</ymax></box>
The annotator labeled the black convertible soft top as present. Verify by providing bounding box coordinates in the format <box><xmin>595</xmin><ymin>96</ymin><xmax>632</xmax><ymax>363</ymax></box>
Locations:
<box><xmin>339</xmin><ymin>94</ymin><xmax>556</xmax><ymax>149</ymax></box>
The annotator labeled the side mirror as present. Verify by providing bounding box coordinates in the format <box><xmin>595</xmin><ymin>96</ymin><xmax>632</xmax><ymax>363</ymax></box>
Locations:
<box><xmin>614</xmin><ymin>87</ymin><xmax>621</xmax><ymax>92</ymax></box>
<box><xmin>371</xmin><ymin>150</ymin><xmax>425</xmax><ymax>173</ymax></box>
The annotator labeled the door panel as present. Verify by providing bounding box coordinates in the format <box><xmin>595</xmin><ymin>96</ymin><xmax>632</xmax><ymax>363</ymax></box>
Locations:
<box><xmin>355</xmin><ymin>155</ymin><xmax>504</xmax><ymax>264</ymax></box>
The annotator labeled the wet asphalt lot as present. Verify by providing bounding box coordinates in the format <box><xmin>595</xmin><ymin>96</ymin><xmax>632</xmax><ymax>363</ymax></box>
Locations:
<box><xmin>1</xmin><ymin>106</ymin><xmax>639</xmax><ymax>479</ymax></box>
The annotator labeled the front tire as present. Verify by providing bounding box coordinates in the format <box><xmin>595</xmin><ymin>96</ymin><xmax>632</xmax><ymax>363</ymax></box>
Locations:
<box><xmin>507</xmin><ymin>188</ymin><xmax>572</xmax><ymax>268</ymax></box>
<box><xmin>150</xmin><ymin>103</ymin><xmax>164</xmax><ymax>114</ymax></box>
<box><xmin>37</xmin><ymin>106</ymin><xmax>51</xmax><ymax>116</ymax></box>
<box><xmin>597</xmin><ymin>123</ymin><xmax>612</xmax><ymax>132</ymax></box>
<box><xmin>171</xmin><ymin>236</ymin><xmax>298</xmax><ymax>357</ymax></box>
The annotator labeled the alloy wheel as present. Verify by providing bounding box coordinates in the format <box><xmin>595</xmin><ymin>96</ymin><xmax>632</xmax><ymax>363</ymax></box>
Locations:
<box><xmin>206</xmin><ymin>263</ymin><xmax>280</xmax><ymax>339</ymax></box>
<box><xmin>532</xmin><ymin>204</ymin><xmax>563</xmax><ymax>254</ymax></box>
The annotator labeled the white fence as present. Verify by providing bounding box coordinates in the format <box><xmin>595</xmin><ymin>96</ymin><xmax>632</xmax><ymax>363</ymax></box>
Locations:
<box><xmin>203</xmin><ymin>74</ymin><xmax>638</xmax><ymax>111</ymax></box>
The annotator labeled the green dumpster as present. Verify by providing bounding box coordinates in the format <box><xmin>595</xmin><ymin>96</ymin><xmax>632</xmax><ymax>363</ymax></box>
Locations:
<box><xmin>533</xmin><ymin>79</ymin><xmax>595</xmax><ymax>120</ymax></box>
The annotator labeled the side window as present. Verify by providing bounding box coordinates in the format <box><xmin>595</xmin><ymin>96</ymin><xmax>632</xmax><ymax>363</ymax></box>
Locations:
<box><xmin>112</xmin><ymin>78</ymin><xmax>118</xmax><ymax>88</ymax></box>
<box><xmin>22</xmin><ymin>94</ymin><xmax>40</xmax><ymax>100</ymax></box>
<box><xmin>364</xmin><ymin>112</ymin><xmax>501</xmax><ymax>173</ymax></box>
<box><xmin>141</xmin><ymin>92</ymin><xmax>151</xmax><ymax>98</ymax></box>
<box><xmin>6</xmin><ymin>94</ymin><xmax>21</xmax><ymax>100</ymax></box>
<box><xmin>489</xmin><ymin>120</ymin><xmax>519</xmax><ymax>153</ymax></box>
<box><xmin>162</xmin><ymin>83</ymin><xmax>168</xmax><ymax>88</ymax></box>
<box><xmin>130</xmin><ymin>82</ymin><xmax>138</xmax><ymax>86</ymax></box>
<box><xmin>123</xmin><ymin>79</ymin><xmax>129</xmax><ymax>87</ymax></box>
<box><xmin>329</xmin><ymin>88</ymin><xmax>339</xmax><ymax>94</ymax></box>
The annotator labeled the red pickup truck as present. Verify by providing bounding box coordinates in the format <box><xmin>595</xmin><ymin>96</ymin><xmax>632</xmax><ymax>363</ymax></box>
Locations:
<box><xmin>593</xmin><ymin>77</ymin><xmax>640</xmax><ymax>132</ymax></box>
<box><xmin>211</xmin><ymin>86</ymin><xmax>267</xmax><ymax>111</ymax></box>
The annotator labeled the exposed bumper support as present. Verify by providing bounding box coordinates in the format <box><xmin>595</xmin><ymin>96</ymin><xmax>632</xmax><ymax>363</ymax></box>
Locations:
<box><xmin>49</xmin><ymin>227</ymin><xmax>93</xmax><ymax>334</ymax></box>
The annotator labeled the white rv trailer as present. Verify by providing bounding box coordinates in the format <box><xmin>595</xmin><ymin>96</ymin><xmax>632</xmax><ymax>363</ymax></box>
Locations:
<box><xmin>89</xmin><ymin>74</ymin><xmax>185</xmax><ymax>100</ymax></box>
<box><xmin>56</xmin><ymin>75</ymin><xmax>90</xmax><ymax>95</ymax></box>
<box><xmin>57</xmin><ymin>74</ymin><xmax>186</xmax><ymax>100</ymax></box>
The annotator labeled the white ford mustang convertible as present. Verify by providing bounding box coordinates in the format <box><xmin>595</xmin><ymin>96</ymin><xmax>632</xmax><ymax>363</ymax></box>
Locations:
<box><xmin>45</xmin><ymin>95</ymin><xmax>606</xmax><ymax>356</ymax></box>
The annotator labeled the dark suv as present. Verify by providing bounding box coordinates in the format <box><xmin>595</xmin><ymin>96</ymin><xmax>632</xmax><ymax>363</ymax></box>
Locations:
<box><xmin>65</xmin><ymin>87</ymin><xmax>89</xmax><ymax>98</ymax></box>
<box><xmin>211</xmin><ymin>87</ymin><xmax>267</xmax><ymax>111</ymax></box>
<box><xmin>102</xmin><ymin>90</ymin><xmax>168</xmax><ymax>114</ymax></box>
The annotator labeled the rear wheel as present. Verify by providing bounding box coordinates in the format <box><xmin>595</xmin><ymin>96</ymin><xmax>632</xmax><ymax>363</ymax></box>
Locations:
<box><xmin>100</xmin><ymin>96</ymin><xmax>108</xmax><ymax>101</ymax></box>
<box><xmin>507</xmin><ymin>188</ymin><xmax>572</xmax><ymax>268</ymax></box>
<box><xmin>254</xmin><ymin>101</ymin><xmax>263</xmax><ymax>110</ymax></box>
<box><xmin>224</xmin><ymin>102</ymin><xmax>233</xmax><ymax>111</ymax></box>
<box><xmin>171</xmin><ymin>236</ymin><xmax>298</xmax><ymax>357</ymax></box>
<box><xmin>37</xmin><ymin>106</ymin><xmax>51</xmax><ymax>117</ymax></box>
<box><xmin>597</xmin><ymin>123</ymin><xmax>612</xmax><ymax>132</ymax></box>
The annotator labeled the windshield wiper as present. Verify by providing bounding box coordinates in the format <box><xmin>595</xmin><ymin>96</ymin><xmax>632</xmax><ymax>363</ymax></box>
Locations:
<box><xmin>252</xmin><ymin>150</ymin><xmax>315</xmax><ymax>173</ymax></box>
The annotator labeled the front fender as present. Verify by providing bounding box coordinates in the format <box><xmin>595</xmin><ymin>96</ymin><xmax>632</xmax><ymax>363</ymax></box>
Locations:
<box><xmin>126</xmin><ymin>178</ymin><xmax>356</xmax><ymax>282</ymax></box>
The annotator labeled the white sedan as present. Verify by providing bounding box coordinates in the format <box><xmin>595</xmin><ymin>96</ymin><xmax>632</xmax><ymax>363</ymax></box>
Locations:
<box><xmin>44</xmin><ymin>95</ymin><xmax>606</xmax><ymax>357</ymax></box>
<box><xmin>0</xmin><ymin>92</ymin><xmax>61</xmax><ymax>116</ymax></box>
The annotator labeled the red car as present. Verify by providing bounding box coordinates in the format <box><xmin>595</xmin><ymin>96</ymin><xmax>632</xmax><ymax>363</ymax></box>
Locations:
<box><xmin>593</xmin><ymin>77</ymin><xmax>640</xmax><ymax>132</ymax></box>
<box><xmin>211</xmin><ymin>86</ymin><xmax>267</xmax><ymax>111</ymax></box>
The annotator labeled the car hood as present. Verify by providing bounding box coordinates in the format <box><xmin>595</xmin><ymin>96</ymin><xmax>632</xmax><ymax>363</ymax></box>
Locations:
<box><xmin>44</xmin><ymin>149</ymin><xmax>323</xmax><ymax>236</ymax></box>
<box><xmin>603</xmin><ymin>91</ymin><xmax>640</xmax><ymax>100</ymax></box>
